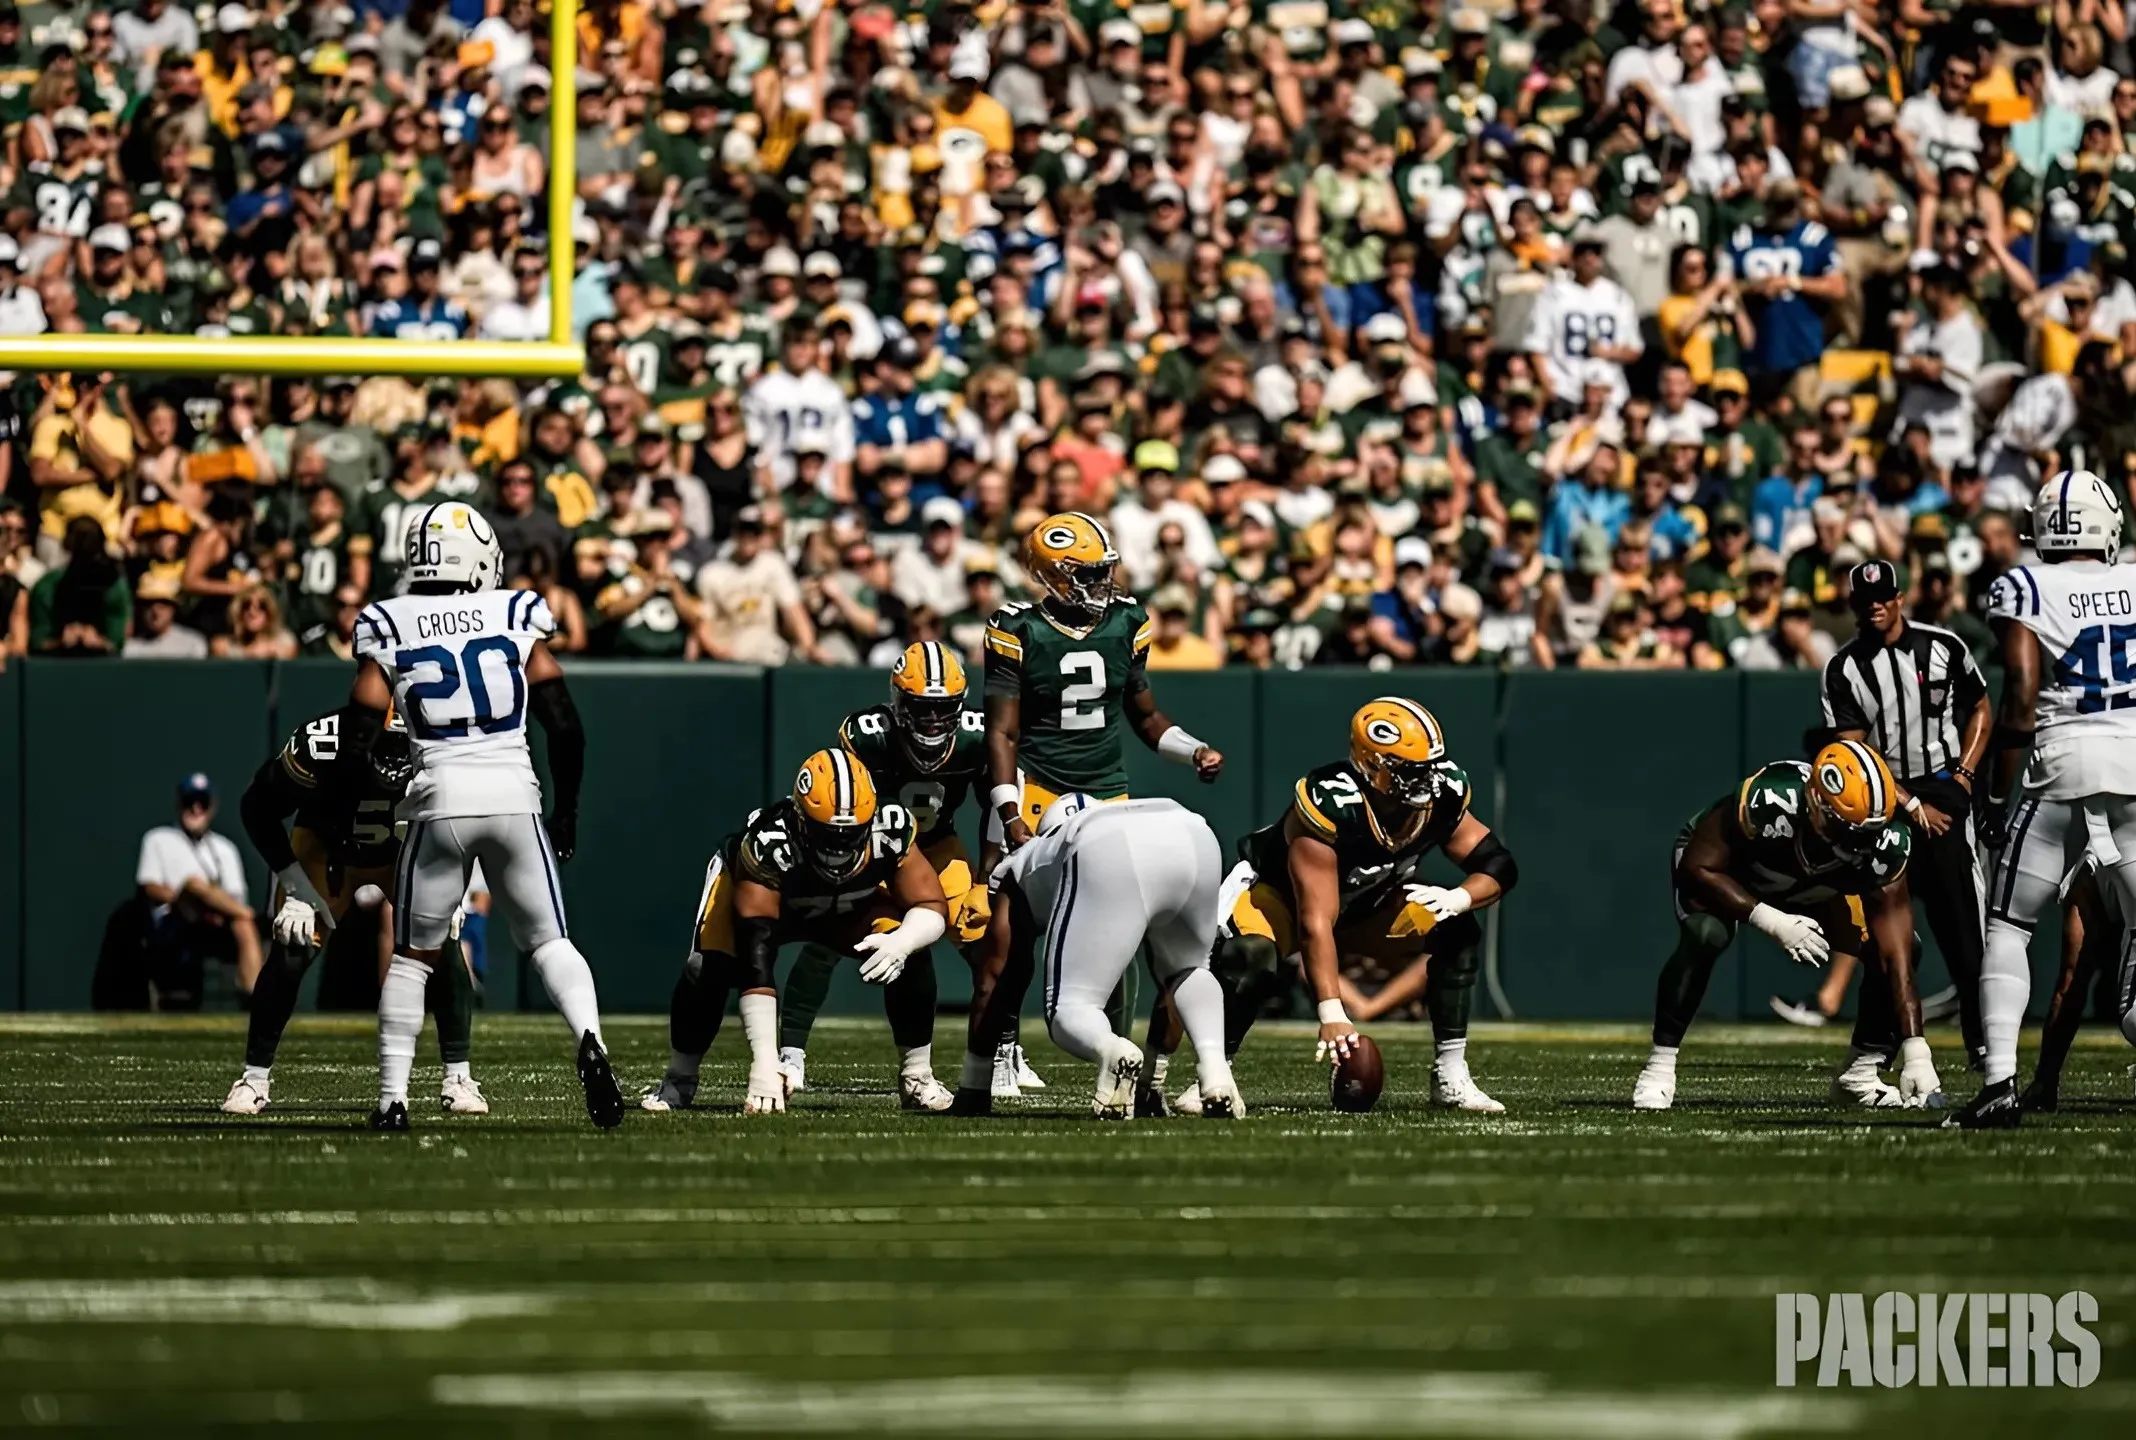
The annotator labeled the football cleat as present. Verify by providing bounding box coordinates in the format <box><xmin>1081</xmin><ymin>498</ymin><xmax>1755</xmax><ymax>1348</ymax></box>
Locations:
<box><xmin>439</xmin><ymin>1074</ymin><xmax>489</xmax><ymax>1115</ymax></box>
<box><xmin>1631</xmin><ymin>1062</ymin><xmax>1676</xmax><ymax>1111</ymax></box>
<box><xmin>222</xmin><ymin>1074</ymin><xmax>271</xmax><ymax>1115</ymax></box>
<box><xmin>1830</xmin><ymin>1067</ymin><xmax>1903</xmax><ymax>1109</ymax></box>
<box><xmin>641</xmin><ymin>1069</ymin><xmax>698</xmax><ymax>1113</ymax></box>
<box><xmin>1133</xmin><ymin>1084</ymin><xmax>1171</xmax><ymax>1119</ymax></box>
<box><xmin>2019</xmin><ymin>1074</ymin><xmax>2060</xmax><ymax>1114</ymax></box>
<box><xmin>1431</xmin><ymin>1059</ymin><xmax>1506</xmax><ymax>1113</ymax></box>
<box><xmin>576</xmin><ymin>1033</ymin><xmax>626</xmax><ymax>1130</ymax></box>
<box><xmin>778</xmin><ymin>1046</ymin><xmax>807</xmax><ymax>1094</ymax></box>
<box><xmin>990</xmin><ymin>1044</ymin><xmax>1022</xmax><ymax>1101</ymax></box>
<box><xmin>1197</xmin><ymin>1082</ymin><xmax>1244</xmax><ymax>1119</ymax></box>
<box><xmin>1767</xmin><ymin>994</ymin><xmax>1830</xmax><ymax>1028</ymax></box>
<box><xmin>1010</xmin><ymin>1043</ymin><xmax>1046</xmax><ymax>1089</ymax></box>
<box><xmin>1093</xmin><ymin>1038</ymin><xmax>1143</xmax><ymax>1119</ymax></box>
<box><xmin>948</xmin><ymin>1086</ymin><xmax>993</xmax><ymax>1117</ymax></box>
<box><xmin>899</xmin><ymin>1073</ymin><xmax>955</xmax><ymax>1112</ymax></box>
<box><xmin>368</xmin><ymin>1101</ymin><xmax>410</xmax><ymax>1132</ymax></box>
<box><xmin>1945</xmin><ymin>1078</ymin><xmax>2022</xmax><ymax>1129</ymax></box>
<box><xmin>1172</xmin><ymin>1082</ymin><xmax>1203</xmax><ymax>1116</ymax></box>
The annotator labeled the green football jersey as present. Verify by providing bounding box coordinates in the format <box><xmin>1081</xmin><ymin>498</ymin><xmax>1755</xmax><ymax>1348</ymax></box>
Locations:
<box><xmin>983</xmin><ymin>599</ymin><xmax>1153</xmax><ymax>797</ymax></box>
<box><xmin>1682</xmin><ymin>761</ymin><xmax>1910</xmax><ymax>910</ymax></box>
<box><xmin>838</xmin><ymin>703</ymin><xmax>986</xmax><ymax>847</ymax></box>
<box><xmin>726</xmin><ymin>796</ymin><xmax>919</xmax><ymax>926</ymax></box>
<box><xmin>1241</xmin><ymin>759</ymin><xmax>1471</xmax><ymax>921</ymax></box>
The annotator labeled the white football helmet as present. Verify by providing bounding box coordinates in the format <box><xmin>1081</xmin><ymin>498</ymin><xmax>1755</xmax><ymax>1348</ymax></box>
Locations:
<box><xmin>404</xmin><ymin>500</ymin><xmax>502</xmax><ymax>591</ymax></box>
<box><xmin>2034</xmin><ymin>470</ymin><xmax>2123</xmax><ymax>563</ymax></box>
<box><xmin>1037</xmin><ymin>792</ymin><xmax>1098</xmax><ymax>836</ymax></box>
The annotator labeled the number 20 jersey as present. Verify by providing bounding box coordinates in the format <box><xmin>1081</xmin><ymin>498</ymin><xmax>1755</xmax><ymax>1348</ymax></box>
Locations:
<box><xmin>353</xmin><ymin>588</ymin><xmax>556</xmax><ymax>820</ymax></box>
<box><xmin>1986</xmin><ymin>558</ymin><xmax>2136</xmax><ymax>799</ymax></box>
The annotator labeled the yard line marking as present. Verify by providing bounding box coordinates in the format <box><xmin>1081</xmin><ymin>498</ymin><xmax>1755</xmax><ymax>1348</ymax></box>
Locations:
<box><xmin>0</xmin><ymin>1279</ymin><xmax>552</xmax><ymax>1330</ymax></box>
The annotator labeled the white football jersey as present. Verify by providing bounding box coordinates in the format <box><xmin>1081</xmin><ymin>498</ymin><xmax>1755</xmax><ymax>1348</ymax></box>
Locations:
<box><xmin>353</xmin><ymin>588</ymin><xmax>556</xmax><ymax>820</ymax></box>
<box><xmin>1986</xmin><ymin>559</ymin><xmax>2136</xmax><ymax>798</ymax></box>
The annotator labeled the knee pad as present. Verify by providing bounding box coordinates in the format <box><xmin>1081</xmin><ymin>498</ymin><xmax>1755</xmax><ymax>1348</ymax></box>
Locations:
<box><xmin>1680</xmin><ymin>912</ymin><xmax>1733</xmax><ymax>958</ymax></box>
<box><xmin>1213</xmin><ymin>934</ymin><xmax>1280</xmax><ymax>988</ymax></box>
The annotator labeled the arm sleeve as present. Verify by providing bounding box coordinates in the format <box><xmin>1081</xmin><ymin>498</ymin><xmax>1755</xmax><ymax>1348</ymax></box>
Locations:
<box><xmin>529</xmin><ymin>676</ymin><xmax>585</xmax><ymax>818</ymax></box>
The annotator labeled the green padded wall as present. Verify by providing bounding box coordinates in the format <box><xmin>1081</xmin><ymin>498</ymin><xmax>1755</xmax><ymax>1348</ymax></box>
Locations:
<box><xmin>0</xmin><ymin>664</ymin><xmax>21</xmax><ymax>1007</ymax></box>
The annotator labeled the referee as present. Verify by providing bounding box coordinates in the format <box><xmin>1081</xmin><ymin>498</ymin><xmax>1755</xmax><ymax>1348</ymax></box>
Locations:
<box><xmin>1812</xmin><ymin>560</ymin><xmax>1992</xmax><ymax>1067</ymax></box>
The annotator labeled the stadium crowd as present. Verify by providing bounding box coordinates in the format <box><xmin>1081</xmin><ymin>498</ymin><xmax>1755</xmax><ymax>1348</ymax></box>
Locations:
<box><xmin>0</xmin><ymin>0</ymin><xmax>2124</xmax><ymax>673</ymax></box>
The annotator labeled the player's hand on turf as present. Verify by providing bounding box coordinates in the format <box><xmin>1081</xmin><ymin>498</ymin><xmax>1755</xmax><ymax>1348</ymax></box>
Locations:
<box><xmin>544</xmin><ymin>809</ymin><xmax>577</xmax><ymax>863</ymax></box>
<box><xmin>1193</xmin><ymin>745</ymin><xmax>1224</xmax><ymax>783</ymax></box>
<box><xmin>1003</xmin><ymin>816</ymin><xmax>1033</xmax><ymax>851</ymax></box>
<box><xmin>1315</xmin><ymin>1021</ymin><xmax>1359</xmax><ymax>1064</ymax></box>
<box><xmin>272</xmin><ymin>896</ymin><xmax>319</xmax><ymax>948</ymax></box>
<box><xmin>853</xmin><ymin>932</ymin><xmax>908</xmax><ymax>985</ymax></box>
<box><xmin>745</xmin><ymin>1062</ymin><xmax>788</xmax><ymax>1114</ymax></box>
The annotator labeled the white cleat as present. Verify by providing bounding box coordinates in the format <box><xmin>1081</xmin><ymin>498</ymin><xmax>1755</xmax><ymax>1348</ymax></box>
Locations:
<box><xmin>1010</xmin><ymin>1043</ymin><xmax>1046</xmax><ymax>1090</ymax></box>
<box><xmin>1093</xmin><ymin>1038</ymin><xmax>1144</xmax><ymax>1119</ymax></box>
<box><xmin>640</xmin><ymin>1070</ymin><xmax>699</xmax><ymax>1113</ymax></box>
<box><xmin>778</xmin><ymin>1046</ymin><xmax>807</xmax><ymax>1094</ymax></box>
<box><xmin>221</xmin><ymin>1074</ymin><xmax>271</xmax><ymax>1115</ymax></box>
<box><xmin>1831</xmin><ymin>1068</ymin><xmax>1903</xmax><ymax>1108</ymax></box>
<box><xmin>1197</xmin><ymin>1082</ymin><xmax>1245</xmax><ymax>1119</ymax></box>
<box><xmin>990</xmin><ymin>1043</ymin><xmax>1022</xmax><ymax>1100</ymax></box>
<box><xmin>899</xmin><ymin>1073</ymin><xmax>955</xmax><ymax>1112</ymax></box>
<box><xmin>1431</xmin><ymin>1060</ymin><xmax>1506</xmax><ymax>1113</ymax></box>
<box><xmin>439</xmin><ymin>1074</ymin><xmax>490</xmax><ymax>1115</ymax></box>
<box><xmin>1172</xmin><ymin>1082</ymin><xmax>1203</xmax><ymax>1116</ymax></box>
<box><xmin>1631</xmin><ymin>1063</ymin><xmax>1676</xmax><ymax>1111</ymax></box>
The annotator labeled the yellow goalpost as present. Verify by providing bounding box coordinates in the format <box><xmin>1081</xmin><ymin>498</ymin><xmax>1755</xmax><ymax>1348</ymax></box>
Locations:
<box><xmin>0</xmin><ymin>0</ymin><xmax>585</xmax><ymax>379</ymax></box>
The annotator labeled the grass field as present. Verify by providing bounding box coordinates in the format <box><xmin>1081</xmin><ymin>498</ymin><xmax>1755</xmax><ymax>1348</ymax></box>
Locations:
<box><xmin>0</xmin><ymin>1014</ymin><xmax>2132</xmax><ymax>1438</ymax></box>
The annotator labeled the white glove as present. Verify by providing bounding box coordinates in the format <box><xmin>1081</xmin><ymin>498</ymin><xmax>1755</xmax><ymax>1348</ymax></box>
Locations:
<box><xmin>854</xmin><ymin>932</ymin><xmax>911</xmax><ymax>985</ymax></box>
<box><xmin>1404</xmin><ymin>883</ymin><xmax>1472</xmax><ymax>922</ymax></box>
<box><xmin>272</xmin><ymin>896</ymin><xmax>318</xmax><ymax>948</ymax></box>
<box><xmin>449</xmin><ymin>906</ymin><xmax>466</xmax><ymax>940</ymax></box>
<box><xmin>745</xmin><ymin>1062</ymin><xmax>788</xmax><ymax>1114</ymax></box>
<box><xmin>1748</xmin><ymin>903</ymin><xmax>1829</xmax><ymax>966</ymax></box>
<box><xmin>1897</xmin><ymin>1036</ymin><xmax>1945</xmax><ymax>1110</ymax></box>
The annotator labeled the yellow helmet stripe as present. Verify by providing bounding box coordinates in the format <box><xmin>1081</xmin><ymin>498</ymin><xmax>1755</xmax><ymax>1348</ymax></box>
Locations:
<box><xmin>829</xmin><ymin>748</ymin><xmax>855</xmax><ymax>819</ymax></box>
<box><xmin>1382</xmin><ymin>696</ymin><xmax>1444</xmax><ymax>756</ymax></box>
<box><xmin>1842</xmin><ymin>739</ymin><xmax>1886</xmax><ymax>815</ymax></box>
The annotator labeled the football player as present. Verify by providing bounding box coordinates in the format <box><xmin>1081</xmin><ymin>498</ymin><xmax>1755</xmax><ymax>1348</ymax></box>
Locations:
<box><xmin>1633</xmin><ymin>739</ymin><xmax>1943</xmax><ymax>1111</ymax></box>
<box><xmin>776</xmin><ymin>642</ymin><xmax>1046</xmax><ymax>1100</ymax></box>
<box><xmin>224</xmin><ymin>706</ymin><xmax>483</xmax><ymax>1116</ymax></box>
<box><xmin>1152</xmin><ymin>698</ymin><xmax>1519</xmax><ymax>1114</ymax></box>
<box><xmin>345</xmin><ymin>500</ymin><xmax>621</xmax><ymax>1132</ymax></box>
<box><xmin>1960</xmin><ymin>470</ymin><xmax>2136</xmax><ymax>1127</ymax></box>
<box><xmin>645</xmin><ymin>748</ymin><xmax>954</xmax><ymax>1114</ymax></box>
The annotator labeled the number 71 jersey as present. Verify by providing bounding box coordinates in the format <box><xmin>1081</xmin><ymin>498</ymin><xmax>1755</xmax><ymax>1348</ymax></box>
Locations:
<box><xmin>1987</xmin><ymin>558</ymin><xmax>2136</xmax><ymax>798</ymax></box>
<box><xmin>353</xmin><ymin>589</ymin><xmax>555</xmax><ymax>820</ymax></box>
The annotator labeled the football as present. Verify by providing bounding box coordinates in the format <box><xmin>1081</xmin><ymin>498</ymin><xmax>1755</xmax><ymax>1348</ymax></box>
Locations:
<box><xmin>1331</xmin><ymin>1035</ymin><xmax>1385</xmax><ymax>1113</ymax></box>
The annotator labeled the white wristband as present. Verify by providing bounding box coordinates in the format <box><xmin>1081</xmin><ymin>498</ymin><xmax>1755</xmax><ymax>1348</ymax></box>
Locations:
<box><xmin>1904</xmin><ymin>795</ymin><xmax>1924</xmax><ymax>817</ymax></box>
<box><xmin>989</xmin><ymin>784</ymin><xmax>1022</xmax><ymax>816</ymax></box>
<box><xmin>1157</xmin><ymin>725</ymin><xmax>1206</xmax><ymax>764</ymax></box>
<box><xmin>1316</xmin><ymin>999</ymin><xmax>1351</xmax><ymax>1026</ymax></box>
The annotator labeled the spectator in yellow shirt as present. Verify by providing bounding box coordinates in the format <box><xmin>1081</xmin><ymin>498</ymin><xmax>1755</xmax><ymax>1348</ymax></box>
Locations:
<box><xmin>1144</xmin><ymin>588</ymin><xmax>1223</xmax><ymax>670</ymax></box>
<box><xmin>29</xmin><ymin>374</ymin><xmax>134</xmax><ymax>561</ymax></box>
<box><xmin>934</xmin><ymin>50</ymin><xmax>1012</xmax><ymax>199</ymax></box>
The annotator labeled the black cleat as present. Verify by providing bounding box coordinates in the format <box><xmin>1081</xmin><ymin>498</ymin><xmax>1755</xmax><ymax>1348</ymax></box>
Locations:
<box><xmin>1945</xmin><ymin>1077</ymin><xmax>2021</xmax><ymax>1129</ymax></box>
<box><xmin>577</xmin><ymin>1033</ymin><xmax>625</xmax><ymax>1130</ymax></box>
<box><xmin>1133</xmin><ymin>1085</ymin><xmax>1171</xmax><ymax>1119</ymax></box>
<box><xmin>368</xmin><ymin>1101</ymin><xmax>410</xmax><ymax>1132</ymax></box>
<box><xmin>2019</xmin><ymin>1075</ymin><xmax>2061</xmax><ymax>1114</ymax></box>
<box><xmin>948</xmin><ymin>1086</ymin><xmax>993</xmax><ymax>1117</ymax></box>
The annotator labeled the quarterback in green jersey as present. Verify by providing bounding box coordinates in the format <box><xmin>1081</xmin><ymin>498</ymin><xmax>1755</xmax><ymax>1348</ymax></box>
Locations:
<box><xmin>1635</xmin><ymin>739</ymin><xmax>1940</xmax><ymax>1112</ymax></box>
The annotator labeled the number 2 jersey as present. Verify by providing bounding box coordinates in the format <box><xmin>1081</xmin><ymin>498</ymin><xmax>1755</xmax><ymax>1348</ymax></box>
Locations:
<box><xmin>1240</xmin><ymin>759</ymin><xmax>1472</xmax><ymax>920</ymax></box>
<box><xmin>1986</xmin><ymin>559</ymin><xmax>2136</xmax><ymax>799</ymax></box>
<box><xmin>983</xmin><ymin>598</ymin><xmax>1153</xmax><ymax>796</ymax></box>
<box><xmin>837</xmin><ymin>704</ymin><xmax>985</xmax><ymax>847</ymax></box>
<box><xmin>247</xmin><ymin>711</ymin><xmax>408</xmax><ymax>872</ymax></box>
<box><xmin>352</xmin><ymin>588</ymin><xmax>555</xmax><ymax>821</ymax></box>
<box><xmin>1687</xmin><ymin>761</ymin><xmax>1910</xmax><ymax>909</ymax></box>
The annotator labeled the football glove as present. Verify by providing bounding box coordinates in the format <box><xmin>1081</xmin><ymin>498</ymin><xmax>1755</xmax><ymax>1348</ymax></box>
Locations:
<box><xmin>1897</xmin><ymin>1036</ymin><xmax>1946</xmax><ymax>1110</ymax></box>
<box><xmin>544</xmin><ymin>809</ymin><xmax>577</xmax><ymax>863</ymax></box>
<box><xmin>854</xmin><ymin>932</ymin><xmax>909</xmax><ymax>985</ymax></box>
<box><xmin>272</xmin><ymin>896</ymin><xmax>319</xmax><ymax>949</ymax></box>
<box><xmin>272</xmin><ymin>864</ymin><xmax>334</xmax><ymax>947</ymax></box>
<box><xmin>745</xmin><ymin>1061</ymin><xmax>788</xmax><ymax>1114</ymax></box>
<box><xmin>1748</xmin><ymin>903</ymin><xmax>1829</xmax><ymax>967</ymax></box>
<box><xmin>1404</xmin><ymin>883</ymin><xmax>1472</xmax><ymax>922</ymax></box>
<box><xmin>1977</xmin><ymin>803</ymin><xmax>2008</xmax><ymax>850</ymax></box>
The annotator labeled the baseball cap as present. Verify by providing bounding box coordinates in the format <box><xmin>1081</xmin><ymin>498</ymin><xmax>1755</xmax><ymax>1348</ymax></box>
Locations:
<box><xmin>1363</xmin><ymin>311</ymin><xmax>1407</xmax><ymax>345</ymax></box>
<box><xmin>251</xmin><ymin>129</ymin><xmax>288</xmax><ymax>155</ymax></box>
<box><xmin>1507</xmin><ymin>499</ymin><xmax>1541</xmax><ymax>528</ymax></box>
<box><xmin>1147</xmin><ymin>181</ymin><xmax>1186</xmax><ymax>208</ymax></box>
<box><xmin>1710</xmin><ymin>369</ymin><xmax>1750</xmax><ymax>397</ymax></box>
<box><xmin>921</xmin><ymin>496</ymin><xmax>965</xmax><ymax>529</ymax></box>
<box><xmin>136</xmin><ymin>572</ymin><xmax>183</xmax><ymax>603</ymax></box>
<box><xmin>1488</xmin><ymin>546</ymin><xmax>1525</xmax><ymax>575</ymax></box>
<box><xmin>409</xmin><ymin>238</ymin><xmax>444</xmax><ymax>270</ymax></box>
<box><xmin>1711</xmin><ymin>502</ymin><xmax>1749</xmax><ymax>532</ymax></box>
<box><xmin>1747</xmin><ymin>547</ymin><xmax>1785</xmax><ymax>576</ymax></box>
<box><xmin>802</xmin><ymin>250</ymin><xmax>842</xmax><ymax>279</ymax></box>
<box><xmin>215</xmin><ymin>3</ymin><xmax>255</xmax><ymax>34</ymax></box>
<box><xmin>177</xmin><ymin>772</ymin><xmax>215</xmax><ymax>803</ymax></box>
<box><xmin>1332</xmin><ymin>17</ymin><xmax>1375</xmax><ymax>45</ymax></box>
<box><xmin>1133</xmin><ymin>439</ymin><xmax>1180</xmax><ymax>473</ymax></box>
<box><xmin>0</xmin><ymin>234</ymin><xmax>20</xmax><ymax>266</ymax></box>
<box><xmin>88</xmin><ymin>224</ymin><xmax>130</xmax><ymax>254</ymax></box>
<box><xmin>1451</xmin><ymin>6</ymin><xmax>1491</xmax><ymax>35</ymax></box>
<box><xmin>1395</xmin><ymin>535</ymin><xmax>1432</xmax><ymax>570</ymax></box>
<box><xmin>1202</xmin><ymin>454</ymin><xmax>1247</xmax><ymax>485</ymax></box>
<box><xmin>792</xmin><ymin>433</ymin><xmax>830</xmax><ymax>456</ymax></box>
<box><xmin>734</xmin><ymin>504</ymin><xmax>767</xmax><ymax>532</ymax></box>
<box><xmin>1863</xmin><ymin>96</ymin><xmax>1898</xmax><ymax>128</ymax></box>
<box><xmin>1240</xmin><ymin>499</ymin><xmax>1277</xmax><ymax>529</ymax></box>
<box><xmin>948</xmin><ymin>50</ymin><xmax>989</xmax><ymax>82</ymax></box>
<box><xmin>1099</xmin><ymin>17</ymin><xmax>1140</xmax><ymax>46</ymax></box>
<box><xmin>760</xmin><ymin>245</ymin><xmax>801</xmax><ymax>278</ymax></box>
<box><xmin>52</xmin><ymin>105</ymin><xmax>89</xmax><ymax>134</ymax></box>
<box><xmin>1849</xmin><ymin>559</ymin><xmax>1901</xmax><ymax>608</ymax></box>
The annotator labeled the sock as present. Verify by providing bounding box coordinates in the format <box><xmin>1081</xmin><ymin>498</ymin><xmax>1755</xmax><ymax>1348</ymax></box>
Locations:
<box><xmin>1435</xmin><ymin>1036</ymin><xmax>1469</xmax><ymax>1069</ymax></box>
<box><xmin>1652</xmin><ymin>914</ymin><xmax>1733</xmax><ymax>1048</ymax></box>
<box><xmin>1645</xmin><ymin>1044</ymin><xmax>1679</xmax><ymax>1072</ymax></box>
<box><xmin>780</xmin><ymin>944</ymin><xmax>839</xmax><ymax>1051</ymax></box>
<box><xmin>1980</xmin><ymin>926</ymin><xmax>2032</xmax><ymax>1086</ymax></box>
<box><xmin>243</xmin><ymin>941</ymin><xmax>312</xmax><ymax>1070</ymax></box>
<box><xmin>442</xmin><ymin>1060</ymin><xmax>471</xmax><ymax>1083</ymax></box>
<box><xmin>882</xmin><ymin>946</ymin><xmax>938</xmax><ymax>1052</ymax></box>
<box><xmin>430</xmin><ymin>940</ymin><xmax>475</xmax><ymax>1066</ymax></box>
<box><xmin>529</xmin><ymin>937</ymin><xmax>604</xmax><ymax>1047</ymax></box>
<box><xmin>1425</xmin><ymin>923</ymin><xmax>1480</xmax><ymax>1044</ymax></box>
<box><xmin>1211</xmin><ymin>936</ymin><xmax>1281</xmax><ymax>1058</ymax></box>
<box><xmin>242</xmin><ymin>1063</ymin><xmax>271</xmax><ymax>1085</ymax></box>
<box><xmin>378</xmin><ymin>955</ymin><xmax>432</xmax><ymax>1108</ymax></box>
<box><xmin>670</xmin><ymin>952</ymin><xmax>731</xmax><ymax>1064</ymax></box>
<box><xmin>1147</xmin><ymin>1052</ymin><xmax>1170</xmax><ymax>1089</ymax></box>
<box><xmin>899</xmin><ymin>1043</ymin><xmax>933</xmax><ymax>1080</ymax></box>
<box><xmin>959</xmin><ymin>1049</ymin><xmax>992</xmax><ymax>1091</ymax></box>
<box><xmin>739</xmin><ymin>991</ymin><xmax>779</xmax><ymax>1072</ymax></box>
<box><xmin>1167</xmin><ymin>969</ymin><xmax>1233</xmax><ymax>1094</ymax></box>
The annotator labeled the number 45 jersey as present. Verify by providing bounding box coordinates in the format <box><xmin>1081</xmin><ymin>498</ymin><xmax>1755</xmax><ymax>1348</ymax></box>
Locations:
<box><xmin>1987</xmin><ymin>558</ymin><xmax>2136</xmax><ymax>799</ymax></box>
<box><xmin>353</xmin><ymin>589</ymin><xmax>555</xmax><ymax>820</ymax></box>
<box><xmin>983</xmin><ymin>598</ymin><xmax>1153</xmax><ymax>798</ymax></box>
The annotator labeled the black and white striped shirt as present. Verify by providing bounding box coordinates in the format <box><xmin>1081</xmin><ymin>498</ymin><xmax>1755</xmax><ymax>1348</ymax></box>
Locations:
<box><xmin>1820</xmin><ymin>624</ymin><xmax>1988</xmax><ymax>782</ymax></box>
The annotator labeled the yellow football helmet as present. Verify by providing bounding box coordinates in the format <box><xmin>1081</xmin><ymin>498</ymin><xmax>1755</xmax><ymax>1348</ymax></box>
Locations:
<box><xmin>1350</xmin><ymin>697</ymin><xmax>1448</xmax><ymax>807</ymax></box>
<box><xmin>1807</xmin><ymin>739</ymin><xmax>1896</xmax><ymax>860</ymax></box>
<box><xmin>793</xmin><ymin>748</ymin><xmax>879</xmax><ymax>880</ymax></box>
<box><xmin>1025</xmin><ymin>511</ymin><xmax>1119</xmax><ymax>617</ymax></box>
<box><xmin>890</xmin><ymin>640</ymin><xmax>967</xmax><ymax>770</ymax></box>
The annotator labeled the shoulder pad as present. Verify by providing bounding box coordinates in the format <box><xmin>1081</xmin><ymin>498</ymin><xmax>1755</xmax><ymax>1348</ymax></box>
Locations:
<box><xmin>1866</xmin><ymin>821</ymin><xmax>1912</xmax><ymax>882</ymax></box>
<box><xmin>739</xmin><ymin>806</ymin><xmax>801</xmax><ymax>884</ymax></box>
<box><xmin>872</xmin><ymin>801</ymin><xmax>920</xmax><ymax>859</ymax></box>
<box><xmin>958</xmin><ymin>709</ymin><xmax>986</xmax><ymax>734</ymax></box>
<box><xmin>1293</xmin><ymin>762</ymin><xmax>1363</xmax><ymax>839</ymax></box>
<box><xmin>1985</xmin><ymin>567</ymin><xmax>2031</xmax><ymax>623</ymax></box>
<box><xmin>840</xmin><ymin>706</ymin><xmax>894</xmax><ymax>754</ymax></box>
<box><xmin>280</xmin><ymin>713</ymin><xmax>342</xmax><ymax>785</ymax></box>
<box><xmin>1737</xmin><ymin>762</ymin><xmax>1809</xmax><ymax>841</ymax></box>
